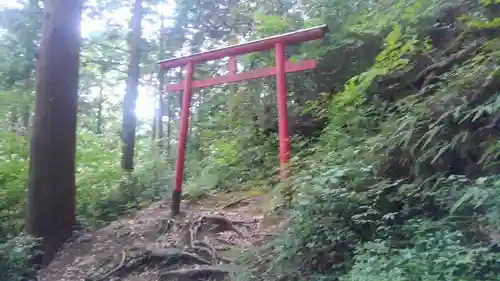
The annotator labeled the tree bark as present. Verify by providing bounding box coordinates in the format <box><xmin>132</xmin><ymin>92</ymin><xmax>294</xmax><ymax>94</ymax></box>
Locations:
<box><xmin>167</xmin><ymin>69</ymin><xmax>183</xmax><ymax>156</ymax></box>
<box><xmin>152</xmin><ymin>103</ymin><xmax>157</xmax><ymax>141</ymax></box>
<box><xmin>22</xmin><ymin>105</ymin><xmax>30</xmax><ymax>131</ymax></box>
<box><xmin>96</xmin><ymin>85</ymin><xmax>104</xmax><ymax>134</ymax></box>
<box><xmin>157</xmin><ymin>11</ymin><xmax>165</xmax><ymax>151</ymax></box>
<box><xmin>26</xmin><ymin>0</ymin><xmax>82</xmax><ymax>266</ymax></box>
<box><xmin>9</xmin><ymin>107</ymin><xmax>18</xmax><ymax>132</ymax></box>
<box><xmin>166</xmin><ymin>86</ymin><xmax>172</xmax><ymax>156</ymax></box>
<box><xmin>121</xmin><ymin>0</ymin><xmax>143</xmax><ymax>172</ymax></box>
<box><xmin>22</xmin><ymin>78</ymin><xmax>33</xmax><ymax>133</ymax></box>
<box><xmin>21</xmin><ymin>0</ymin><xmax>40</xmax><ymax>133</ymax></box>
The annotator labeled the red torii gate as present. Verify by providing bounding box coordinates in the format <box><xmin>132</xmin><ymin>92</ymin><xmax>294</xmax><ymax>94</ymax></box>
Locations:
<box><xmin>158</xmin><ymin>25</ymin><xmax>329</xmax><ymax>215</ymax></box>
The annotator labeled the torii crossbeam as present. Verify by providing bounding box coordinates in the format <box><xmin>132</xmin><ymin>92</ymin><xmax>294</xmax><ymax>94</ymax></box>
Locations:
<box><xmin>158</xmin><ymin>25</ymin><xmax>329</xmax><ymax>215</ymax></box>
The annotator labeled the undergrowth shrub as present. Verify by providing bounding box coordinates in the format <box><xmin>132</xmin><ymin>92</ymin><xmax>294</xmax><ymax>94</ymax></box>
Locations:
<box><xmin>0</xmin><ymin>132</ymin><xmax>29</xmax><ymax>240</ymax></box>
<box><xmin>183</xmin><ymin>129</ymin><xmax>281</xmax><ymax>197</ymax></box>
<box><xmin>0</xmin><ymin>234</ymin><xmax>38</xmax><ymax>281</ymax></box>
<box><xmin>0</xmin><ymin>130</ymin><xmax>172</xmax><ymax>237</ymax></box>
<box><xmin>238</xmin><ymin>1</ymin><xmax>500</xmax><ymax>280</ymax></box>
<box><xmin>75</xmin><ymin>133</ymin><xmax>173</xmax><ymax>228</ymax></box>
<box><xmin>243</xmin><ymin>169</ymin><xmax>500</xmax><ymax>281</ymax></box>
<box><xmin>343</xmin><ymin>220</ymin><xmax>500</xmax><ymax>281</ymax></box>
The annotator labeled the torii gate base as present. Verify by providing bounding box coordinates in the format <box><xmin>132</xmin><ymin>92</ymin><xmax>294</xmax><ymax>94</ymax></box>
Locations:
<box><xmin>158</xmin><ymin>25</ymin><xmax>328</xmax><ymax>216</ymax></box>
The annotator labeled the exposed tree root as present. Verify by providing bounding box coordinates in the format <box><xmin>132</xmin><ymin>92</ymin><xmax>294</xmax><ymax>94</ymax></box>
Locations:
<box><xmin>146</xmin><ymin>247</ymin><xmax>212</xmax><ymax>265</ymax></box>
<box><xmin>221</xmin><ymin>197</ymin><xmax>248</xmax><ymax>209</ymax></box>
<box><xmin>215</xmin><ymin>245</ymin><xmax>231</xmax><ymax>251</ymax></box>
<box><xmin>160</xmin><ymin>267</ymin><xmax>229</xmax><ymax>281</ymax></box>
<box><xmin>215</xmin><ymin>237</ymin><xmax>237</xmax><ymax>245</ymax></box>
<box><xmin>202</xmin><ymin>215</ymin><xmax>245</xmax><ymax>236</ymax></box>
<box><xmin>188</xmin><ymin>215</ymin><xmax>247</xmax><ymax>250</ymax></box>
<box><xmin>192</xmin><ymin>239</ymin><xmax>218</xmax><ymax>262</ymax></box>
<box><xmin>85</xmin><ymin>251</ymin><xmax>127</xmax><ymax>281</ymax></box>
<box><xmin>85</xmin><ymin>213</ymin><xmax>251</xmax><ymax>281</ymax></box>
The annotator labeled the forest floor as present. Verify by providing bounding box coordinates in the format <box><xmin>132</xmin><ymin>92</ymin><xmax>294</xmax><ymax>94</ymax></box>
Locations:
<box><xmin>38</xmin><ymin>190</ymin><xmax>285</xmax><ymax>281</ymax></box>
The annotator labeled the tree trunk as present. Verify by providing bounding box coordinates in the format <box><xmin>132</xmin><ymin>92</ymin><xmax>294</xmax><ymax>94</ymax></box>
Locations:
<box><xmin>157</xmin><ymin>11</ymin><xmax>165</xmax><ymax>151</ymax></box>
<box><xmin>22</xmin><ymin>105</ymin><xmax>30</xmax><ymax>132</ymax></box>
<box><xmin>9</xmin><ymin>107</ymin><xmax>18</xmax><ymax>132</ymax></box>
<box><xmin>166</xmin><ymin>87</ymin><xmax>171</xmax><ymax>156</ymax></box>
<box><xmin>152</xmin><ymin>103</ymin><xmax>157</xmax><ymax>141</ymax></box>
<box><xmin>194</xmin><ymin>92</ymin><xmax>204</xmax><ymax>160</ymax></box>
<box><xmin>22</xmin><ymin>78</ymin><xmax>33</xmax><ymax>134</ymax></box>
<box><xmin>22</xmin><ymin>0</ymin><xmax>40</xmax><ymax>133</ymax></box>
<box><xmin>121</xmin><ymin>0</ymin><xmax>143</xmax><ymax>172</ymax></box>
<box><xmin>96</xmin><ymin>86</ymin><xmax>104</xmax><ymax>134</ymax></box>
<box><xmin>167</xmin><ymin>69</ymin><xmax>183</xmax><ymax>156</ymax></box>
<box><xmin>26</xmin><ymin>0</ymin><xmax>82</xmax><ymax>266</ymax></box>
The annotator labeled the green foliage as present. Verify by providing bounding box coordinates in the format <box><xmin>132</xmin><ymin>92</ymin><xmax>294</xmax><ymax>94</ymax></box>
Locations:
<box><xmin>235</xmin><ymin>0</ymin><xmax>500</xmax><ymax>280</ymax></box>
<box><xmin>244</xmin><ymin>170</ymin><xmax>500</xmax><ymax>280</ymax></box>
<box><xmin>74</xmin><ymin>132</ymin><xmax>172</xmax><ymax>227</ymax></box>
<box><xmin>253</xmin><ymin>13</ymin><xmax>290</xmax><ymax>35</ymax></box>
<box><xmin>0</xmin><ymin>130</ymin><xmax>170</xmax><ymax>238</ymax></box>
<box><xmin>183</xmin><ymin>120</ymin><xmax>281</xmax><ymax>196</ymax></box>
<box><xmin>0</xmin><ymin>234</ymin><xmax>38</xmax><ymax>281</ymax></box>
<box><xmin>343</xmin><ymin>224</ymin><xmax>500</xmax><ymax>281</ymax></box>
<box><xmin>0</xmin><ymin>132</ymin><xmax>29</xmax><ymax>239</ymax></box>
<box><xmin>3</xmin><ymin>0</ymin><xmax>500</xmax><ymax>280</ymax></box>
<box><xmin>342</xmin><ymin>177</ymin><xmax>500</xmax><ymax>281</ymax></box>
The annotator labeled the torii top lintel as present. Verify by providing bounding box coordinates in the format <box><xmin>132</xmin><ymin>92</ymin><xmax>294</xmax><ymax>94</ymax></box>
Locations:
<box><xmin>158</xmin><ymin>24</ymin><xmax>329</xmax><ymax>70</ymax></box>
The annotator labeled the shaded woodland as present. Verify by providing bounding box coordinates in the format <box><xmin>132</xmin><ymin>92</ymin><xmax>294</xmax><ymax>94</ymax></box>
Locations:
<box><xmin>0</xmin><ymin>0</ymin><xmax>500</xmax><ymax>280</ymax></box>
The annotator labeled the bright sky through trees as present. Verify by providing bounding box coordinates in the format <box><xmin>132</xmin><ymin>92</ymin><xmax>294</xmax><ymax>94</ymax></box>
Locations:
<box><xmin>0</xmin><ymin>0</ymin><xmax>177</xmax><ymax>121</ymax></box>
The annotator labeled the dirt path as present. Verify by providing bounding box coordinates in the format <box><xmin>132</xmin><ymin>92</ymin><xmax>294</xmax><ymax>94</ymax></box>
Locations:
<box><xmin>38</xmin><ymin>191</ymin><xmax>285</xmax><ymax>281</ymax></box>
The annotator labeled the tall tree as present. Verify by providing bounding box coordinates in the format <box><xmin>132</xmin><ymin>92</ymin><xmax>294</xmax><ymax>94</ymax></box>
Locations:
<box><xmin>121</xmin><ymin>0</ymin><xmax>143</xmax><ymax>171</ymax></box>
<box><xmin>156</xmin><ymin>9</ymin><xmax>166</xmax><ymax>152</ymax></box>
<box><xmin>26</xmin><ymin>0</ymin><xmax>83</xmax><ymax>265</ymax></box>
